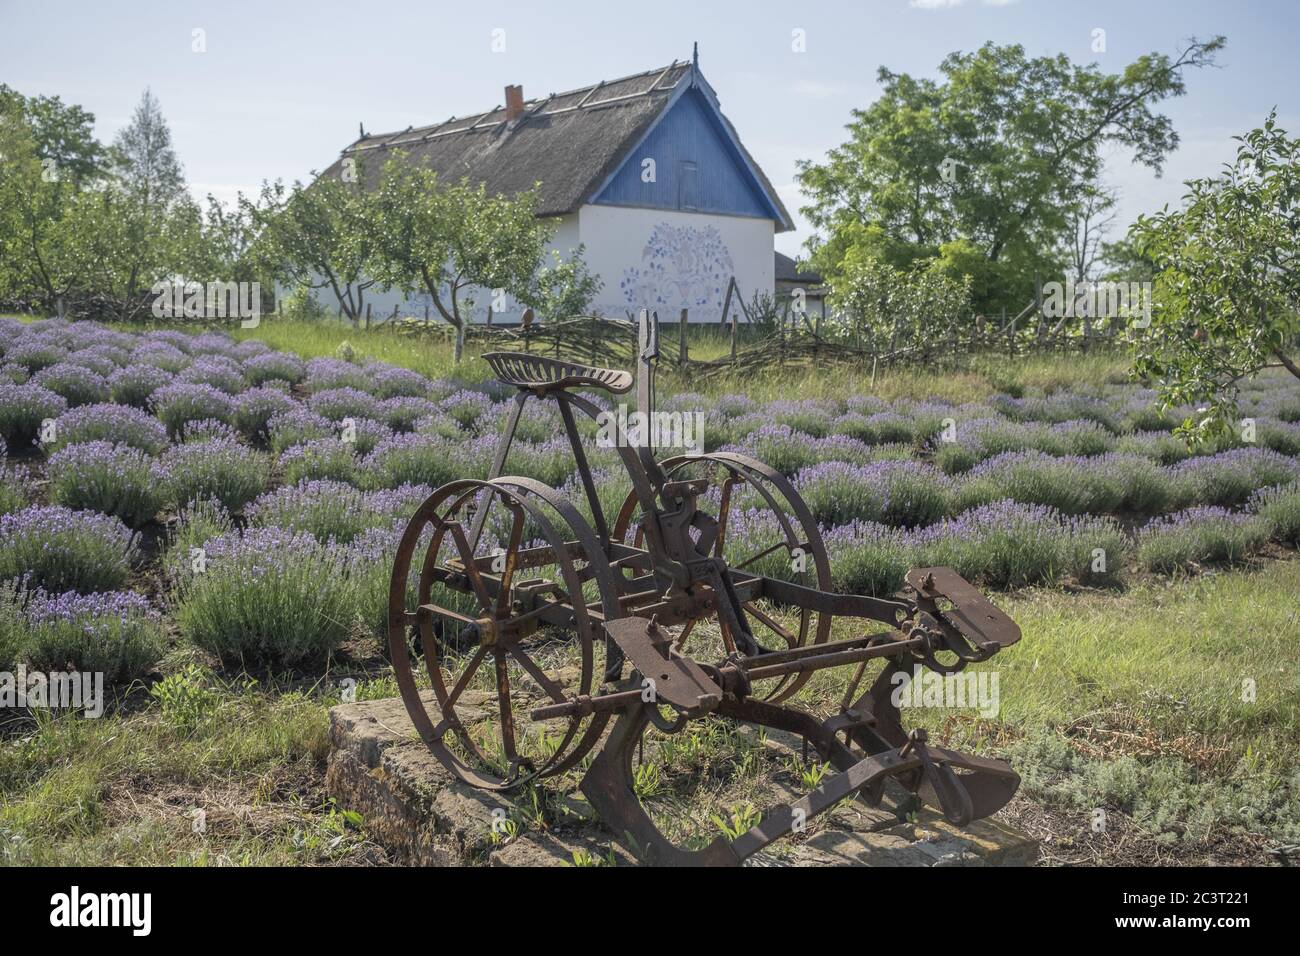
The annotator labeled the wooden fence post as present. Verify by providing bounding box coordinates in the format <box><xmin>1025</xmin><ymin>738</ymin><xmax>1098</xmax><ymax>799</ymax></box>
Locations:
<box><xmin>679</xmin><ymin>308</ymin><xmax>689</xmax><ymax>368</ymax></box>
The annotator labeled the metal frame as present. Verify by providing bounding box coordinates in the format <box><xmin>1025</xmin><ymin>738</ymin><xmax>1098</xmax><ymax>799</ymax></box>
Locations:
<box><xmin>387</xmin><ymin>310</ymin><xmax>1023</xmax><ymax>864</ymax></box>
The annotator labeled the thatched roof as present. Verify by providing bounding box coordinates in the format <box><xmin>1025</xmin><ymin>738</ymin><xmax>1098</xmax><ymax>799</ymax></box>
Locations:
<box><xmin>325</xmin><ymin>60</ymin><xmax>792</xmax><ymax>229</ymax></box>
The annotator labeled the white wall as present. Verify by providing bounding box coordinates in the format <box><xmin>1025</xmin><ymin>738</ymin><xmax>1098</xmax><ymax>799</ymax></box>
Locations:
<box><xmin>580</xmin><ymin>204</ymin><xmax>775</xmax><ymax>323</ymax></box>
<box><xmin>304</xmin><ymin>205</ymin><xmax>777</xmax><ymax>326</ymax></box>
<box><xmin>308</xmin><ymin>213</ymin><xmax>580</xmax><ymax>325</ymax></box>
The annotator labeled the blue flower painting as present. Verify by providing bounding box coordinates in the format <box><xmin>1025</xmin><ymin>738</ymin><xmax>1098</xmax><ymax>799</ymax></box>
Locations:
<box><xmin>619</xmin><ymin>223</ymin><xmax>734</xmax><ymax>319</ymax></box>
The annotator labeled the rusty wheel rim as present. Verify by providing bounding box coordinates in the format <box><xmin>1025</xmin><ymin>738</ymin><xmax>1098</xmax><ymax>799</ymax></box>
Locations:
<box><xmin>388</xmin><ymin>478</ymin><xmax>614</xmax><ymax>790</ymax></box>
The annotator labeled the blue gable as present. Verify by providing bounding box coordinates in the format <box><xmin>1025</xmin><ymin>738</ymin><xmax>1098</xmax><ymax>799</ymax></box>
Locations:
<box><xmin>591</xmin><ymin>86</ymin><xmax>780</xmax><ymax>221</ymax></box>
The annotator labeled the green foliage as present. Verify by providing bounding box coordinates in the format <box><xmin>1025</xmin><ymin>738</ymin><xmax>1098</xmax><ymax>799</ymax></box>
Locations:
<box><xmin>150</xmin><ymin>665</ymin><xmax>223</xmax><ymax>734</ymax></box>
<box><xmin>532</xmin><ymin>246</ymin><xmax>602</xmax><ymax>319</ymax></box>
<box><xmin>798</xmin><ymin>38</ymin><xmax>1224</xmax><ymax>314</ymax></box>
<box><xmin>826</xmin><ymin>253</ymin><xmax>972</xmax><ymax>352</ymax></box>
<box><xmin>368</xmin><ymin>154</ymin><xmax>552</xmax><ymax>360</ymax></box>
<box><xmin>244</xmin><ymin>173</ymin><xmax>375</xmax><ymax>324</ymax></box>
<box><xmin>1131</xmin><ymin>112</ymin><xmax>1300</xmax><ymax>442</ymax></box>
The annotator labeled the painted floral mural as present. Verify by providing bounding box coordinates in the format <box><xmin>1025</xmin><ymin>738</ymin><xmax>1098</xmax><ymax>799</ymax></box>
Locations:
<box><xmin>619</xmin><ymin>223</ymin><xmax>734</xmax><ymax>319</ymax></box>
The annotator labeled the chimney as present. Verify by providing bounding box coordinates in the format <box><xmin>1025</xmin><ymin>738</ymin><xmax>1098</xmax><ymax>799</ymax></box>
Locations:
<box><xmin>504</xmin><ymin>85</ymin><xmax>524</xmax><ymax>122</ymax></box>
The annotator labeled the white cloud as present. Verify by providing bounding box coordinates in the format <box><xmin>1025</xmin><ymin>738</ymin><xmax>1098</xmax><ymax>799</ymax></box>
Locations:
<box><xmin>909</xmin><ymin>0</ymin><xmax>965</xmax><ymax>9</ymax></box>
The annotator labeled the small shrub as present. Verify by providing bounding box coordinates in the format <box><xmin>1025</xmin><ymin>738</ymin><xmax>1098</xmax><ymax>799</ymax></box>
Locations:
<box><xmin>1250</xmin><ymin>482</ymin><xmax>1300</xmax><ymax>545</ymax></box>
<box><xmin>31</xmin><ymin>363</ymin><xmax>111</xmax><ymax>406</ymax></box>
<box><xmin>151</xmin><ymin>382</ymin><xmax>236</xmax><ymax>437</ymax></box>
<box><xmin>823</xmin><ymin>520</ymin><xmax>912</xmax><ymax>595</ymax></box>
<box><xmin>1136</xmin><ymin>507</ymin><xmax>1270</xmax><ymax>573</ymax></box>
<box><xmin>361</xmin><ymin>432</ymin><xmax>495</xmax><ymax>489</ymax></box>
<box><xmin>174</xmin><ymin>527</ymin><xmax>356</xmax><ymax>665</ymax></box>
<box><xmin>161</xmin><ymin>438</ymin><xmax>269</xmax><ymax>512</ymax></box>
<box><xmin>242</xmin><ymin>351</ymin><xmax>306</xmax><ymax>387</ymax></box>
<box><xmin>278</xmin><ymin>438</ymin><xmax>359</xmax><ymax>485</ymax></box>
<box><xmin>267</xmin><ymin>407</ymin><xmax>336</xmax><ymax>454</ymax></box>
<box><xmin>233</xmin><ymin>387</ymin><xmax>299</xmax><ymax>440</ymax></box>
<box><xmin>0</xmin><ymin>382</ymin><xmax>67</xmax><ymax>446</ymax></box>
<box><xmin>107</xmin><ymin>364</ymin><xmax>174</xmax><ymax>407</ymax></box>
<box><xmin>47</xmin><ymin>441</ymin><xmax>167</xmax><ymax>527</ymax></box>
<box><xmin>150</xmin><ymin>664</ymin><xmax>223</xmax><ymax>732</ymax></box>
<box><xmin>308</xmin><ymin>387</ymin><xmax>385</xmax><ymax>423</ymax></box>
<box><xmin>177</xmin><ymin>355</ymin><xmax>247</xmax><ymax>394</ymax></box>
<box><xmin>47</xmin><ymin>403</ymin><xmax>169</xmax><ymax>454</ymax></box>
<box><xmin>23</xmin><ymin>589</ymin><xmax>165</xmax><ymax>683</ymax></box>
<box><xmin>0</xmin><ymin>505</ymin><xmax>135</xmax><ymax>593</ymax></box>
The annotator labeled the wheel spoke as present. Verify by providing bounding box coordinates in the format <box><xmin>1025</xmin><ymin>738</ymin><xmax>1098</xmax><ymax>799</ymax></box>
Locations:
<box><xmin>506</xmin><ymin>642</ymin><xmax>568</xmax><ymax>703</ymax></box>
<box><xmin>442</xmin><ymin>644</ymin><xmax>489</xmax><ymax>718</ymax></box>
<box><xmin>496</xmin><ymin>504</ymin><xmax>526</xmax><ymax>617</ymax></box>
<box><xmin>448</xmin><ymin>521</ymin><xmax>496</xmax><ymax>614</ymax></box>
<box><xmin>494</xmin><ymin>650</ymin><xmax>519</xmax><ymax>761</ymax></box>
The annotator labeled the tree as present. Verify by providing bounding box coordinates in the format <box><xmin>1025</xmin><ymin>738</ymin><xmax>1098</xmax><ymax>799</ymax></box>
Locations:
<box><xmin>244</xmin><ymin>174</ymin><xmax>375</xmax><ymax>325</ymax></box>
<box><xmin>1064</xmin><ymin>186</ymin><xmax>1118</xmax><ymax>283</ymax></box>
<box><xmin>797</xmin><ymin>38</ymin><xmax>1224</xmax><ymax>313</ymax></box>
<box><xmin>533</xmin><ymin>246</ymin><xmax>602</xmax><ymax>320</ymax></box>
<box><xmin>0</xmin><ymin>84</ymin><xmax>106</xmax><ymax>185</ymax></box>
<box><xmin>1131</xmin><ymin>112</ymin><xmax>1300</xmax><ymax>442</ymax></box>
<box><xmin>826</xmin><ymin>250</ymin><xmax>972</xmax><ymax>355</ymax></box>
<box><xmin>369</xmin><ymin>155</ymin><xmax>551</xmax><ymax>362</ymax></box>
<box><xmin>0</xmin><ymin>99</ymin><xmax>82</xmax><ymax>311</ymax></box>
<box><xmin>111</xmin><ymin>89</ymin><xmax>187</xmax><ymax>215</ymax></box>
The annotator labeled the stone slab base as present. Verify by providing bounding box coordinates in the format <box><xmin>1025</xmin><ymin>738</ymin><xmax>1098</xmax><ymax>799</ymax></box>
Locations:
<box><xmin>326</xmin><ymin>694</ymin><xmax>1039</xmax><ymax>867</ymax></box>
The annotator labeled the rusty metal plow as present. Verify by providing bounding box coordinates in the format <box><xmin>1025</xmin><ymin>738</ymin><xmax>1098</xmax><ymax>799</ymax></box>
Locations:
<box><xmin>387</xmin><ymin>310</ymin><xmax>1022</xmax><ymax>865</ymax></box>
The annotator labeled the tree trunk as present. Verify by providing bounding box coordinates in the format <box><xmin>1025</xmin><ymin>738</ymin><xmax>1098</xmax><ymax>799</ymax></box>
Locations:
<box><xmin>454</xmin><ymin>324</ymin><xmax>465</xmax><ymax>364</ymax></box>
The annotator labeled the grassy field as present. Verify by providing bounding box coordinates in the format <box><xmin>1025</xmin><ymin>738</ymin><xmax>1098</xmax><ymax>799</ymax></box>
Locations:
<box><xmin>2</xmin><ymin>313</ymin><xmax>1296</xmax><ymax>866</ymax></box>
<box><xmin>2</xmin><ymin>559</ymin><xmax>1294</xmax><ymax>865</ymax></box>
<box><xmin>218</xmin><ymin>315</ymin><xmax>1136</xmax><ymax>404</ymax></box>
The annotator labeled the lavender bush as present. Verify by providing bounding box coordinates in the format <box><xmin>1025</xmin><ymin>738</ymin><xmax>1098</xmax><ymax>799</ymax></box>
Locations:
<box><xmin>307</xmin><ymin>386</ymin><xmax>385</xmax><ymax>423</ymax></box>
<box><xmin>32</xmin><ymin>363</ymin><xmax>111</xmax><ymax>406</ymax></box>
<box><xmin>1136</xmin><ymin>507</ymin><xmax>1269</xmax><ymax>572</ymax></box>
<box><xmin>47</xmin><ymin>441</ymin><xmax>167</xmax><ymax>527</ymax></box>
<box><xmin>278</xmin><ymin>438</ymin><xmax>359</xmax><ymax>485</ymax></box>
<box><xmin>23</xmin><ymin>589</ymin><xmax>166</xmax><ymax>682</ymax></box>
<box><xmin>0</xmin><ymin>382</ymin><xmax>67</xmax><ymax>445</ymax></box>
<box><xmin>107</xmin><ymin>364</ymin><xmax>174</xmax><ymax>408</ymax></box>
<box><xmin>48</xmin><ymin>403</ymin><xmax>169</xmax><ymax>454</ymax></box>
<box><xmin>151</xmin><ymin>382</ymin><xmax>236</xmax><ymax>437</ymax></box>
<box><xmin>232</xmin><ymin>387</ymin><xmax>299</xmax><ymax>440</ymax></box>
<box><xmin>242</xmin><ymin>351</ymin><xmax>306</xmax><ymax>386</ymax></box>
<box><xmin>1249</xmin><ymin>482</ymin><xmax>1300</xmax><ymax>546</ymax></box>
<box><xmin>174</xmin><ymin>526</ymin><xmax>356</xmax><ymax>665</ymax></box>
<box><xmin>267</xmin><ymin>406</ymin><xmax>336</xmax><ymax>453</ymax></box>
<box><xmin>0</xmin><ymin>505</ymin><xmax>135</xmax><ymax>593</ymax></box>
<box><xmin>162</xmin><ymin>437</ymin><xmax>269</xmax><ymax>512</ymax></box>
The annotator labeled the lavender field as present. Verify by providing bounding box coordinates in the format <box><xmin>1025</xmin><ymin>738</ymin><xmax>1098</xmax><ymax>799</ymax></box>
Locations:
<box><xmin>2</xmin><ymin>315</ymin><xmax>1299</xmax><ymax>865</ymax></box>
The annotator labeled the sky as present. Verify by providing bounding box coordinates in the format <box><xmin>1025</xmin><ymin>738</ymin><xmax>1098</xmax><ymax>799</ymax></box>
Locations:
<box><xmin>2</xmin><ymin>0</ymin><xmax>1295</xmax><ymax>257</ymax></box>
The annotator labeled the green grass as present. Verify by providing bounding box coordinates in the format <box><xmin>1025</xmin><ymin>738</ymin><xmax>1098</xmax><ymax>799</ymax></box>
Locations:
<box><xmin>220</xmin><ymin>316</ymin><xmax>1135</xmax><ymax>404</ymax></box>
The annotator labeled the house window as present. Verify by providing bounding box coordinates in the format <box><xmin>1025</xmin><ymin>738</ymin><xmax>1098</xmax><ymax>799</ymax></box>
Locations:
<box><xmin>678</xmin><ymin>160</ymin><xmax>698</xmax><ymax>211</ymax></box>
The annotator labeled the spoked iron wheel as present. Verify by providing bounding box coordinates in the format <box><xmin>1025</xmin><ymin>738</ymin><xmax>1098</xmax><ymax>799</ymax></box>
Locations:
<box><xmin>612</xmin><ymin>451</ymin><xmax>832</xmax><ymax>702</ymax></box>
<box><xmin>388</xmin><ymin>477</ymin><xmax>620</xmax><ymax>790</ymax></box>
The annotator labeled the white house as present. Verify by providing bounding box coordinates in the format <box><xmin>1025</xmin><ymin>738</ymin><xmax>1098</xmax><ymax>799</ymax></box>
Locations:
<box><xmin>320</xmin><ymin>51</ymin><xmax>794</xmax><ymax>324</ymax></box>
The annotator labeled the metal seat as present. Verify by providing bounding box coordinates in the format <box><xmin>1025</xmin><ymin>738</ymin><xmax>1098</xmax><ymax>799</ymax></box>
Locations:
<box><xmin>482</xmin><ymin>351</ymin><xmax>633</xmax><ymax>395</ymax></box>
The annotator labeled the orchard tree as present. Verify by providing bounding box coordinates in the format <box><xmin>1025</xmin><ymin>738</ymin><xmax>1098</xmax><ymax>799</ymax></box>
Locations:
<box><xmin>533</xmin><ymin>246</ymin><xmax>602</xmax><ymax>320</ymax></box>
<box><xmin>244</xmin><ymin>173</ymin><xmax>375</xmax><ymax>324</ymax></box>
<box><xmin>369</xmin><ymin>155</ymin><xmax>550</xmax><ymax>362</ymax></box>
<box><xmin>0</xmin><ymin>84</ymin><xmax>105</xmax><ymax>185</ymax></box>
<box><xmin>1131</xmin><ymin>112</ymin><xmax>1300</xmax><ymax>442</ymax></box>
<box><xmin>797</xmin><ymin>37</ymin><xmax>1224</xmax><ymax>313</ymax></box>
